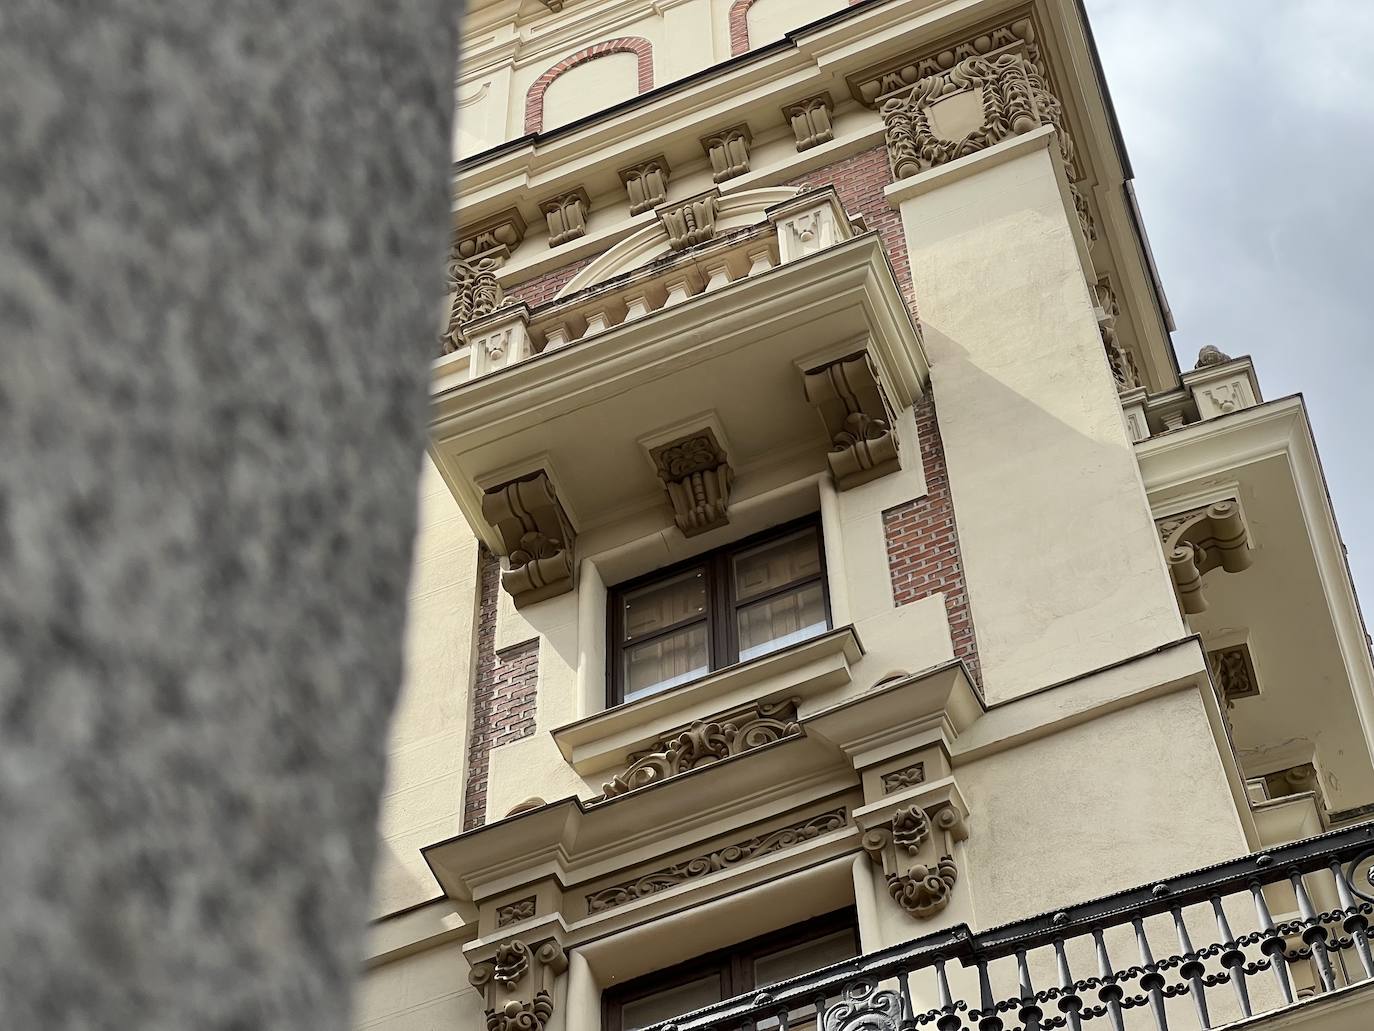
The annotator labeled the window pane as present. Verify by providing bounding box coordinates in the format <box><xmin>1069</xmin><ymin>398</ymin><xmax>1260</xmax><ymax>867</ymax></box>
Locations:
<box><xmin>736</xmin><ymin>582</ymin><xmax>827</xmax><ymax>662</ymax></box>
<box><xmin>623</xmin><ymin>569</ymin><xmax>708</xmax><ymax>643</ymax></box>
<box><xmin>624</xmin><ymin>624</ymin><xmax>709</xmax><ymax>701</ymax></box>
<box><xmin>733</xmin><ymin>529</ymin><xmax>821</xmax><ymax>602</ymax></box>
<box><xmin>620</xmin><ymin>974</ymin><xmax>723</xmax><ymax>1031</ymax></box>
<box><xmin>751</xmin><ymin>929</ymin><xmax>858</xmax><ymax>988</ymax></box>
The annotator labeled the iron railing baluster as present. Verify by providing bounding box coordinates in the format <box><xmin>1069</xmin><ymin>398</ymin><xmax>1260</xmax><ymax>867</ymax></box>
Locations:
<box><xmin>1090</xmin><ymin>929</ymin><xmax>1126</xmax><ymax>1031</ymax></box>
<box><xmin>1331</xmin><ymin>859</ymin><xmax>1374</xmax><ymax>980</ymax></box>
<box><xmin>1051</xmin><ymin>939</ymin><xmax>1083</xmax><ymax>1031</ymax></box>
<box><xmin>1291</xmin><ymin>870</ymin><xmax>1337</xmax><ymax>992</ymax></box>
<box><xmin>974</xmin><ymin>957</ymin><xmax>1003</xmax><ymax>1031</ymax></box>
<box><xmin>1171</xmin><ymin>907</ymin><xmax>1210</xmax><ymax>1029</ymax></box>
<box><xmin>1250</xmin><ymin>880</ymin><xmax>1295</xmax><ymax>1005</ymax></box>
<box><xmin>1132</xmin><ymin>917</ymin><xmax>1169</xmax><ymax>1031</ymax></box>
<box><xmin>1209</xmin><ymin>896</ymin><xmax>1251</xmax><ymax>1018</ymax></box>
<box><xmin>1014</xmin><ymin>950</ymin><xmax>1042</xmax><ymax>1031</ymax></box>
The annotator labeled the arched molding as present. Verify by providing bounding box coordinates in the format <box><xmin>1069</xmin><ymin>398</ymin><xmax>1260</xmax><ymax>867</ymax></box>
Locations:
<box><xmin>524</xmin><ymin>37</ymin><xmax>654</xmax><ymax>135</ymax></box>
<box><xmin>555</xmin><ymin>185</ymin><xmax>801</xmax><ymax>297</ymax></box>
<box><xmin>730</xmin><ymin>0</ymin><xmax>868</xmax><ymax>56</ymax></box>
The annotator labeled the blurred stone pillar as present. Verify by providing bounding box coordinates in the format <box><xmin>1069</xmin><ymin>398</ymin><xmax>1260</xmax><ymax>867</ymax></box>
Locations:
<box><xmin>0</xmin><ymin>2</ymin><xmax>457</xmax><ymax>1028</ymax></box>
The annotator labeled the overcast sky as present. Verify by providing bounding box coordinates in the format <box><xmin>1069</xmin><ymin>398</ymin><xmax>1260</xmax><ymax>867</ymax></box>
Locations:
<box><xmin>1083</xmin><ymin>0</ymin><xmax>1374</xmax><ymax>618</ymax></box>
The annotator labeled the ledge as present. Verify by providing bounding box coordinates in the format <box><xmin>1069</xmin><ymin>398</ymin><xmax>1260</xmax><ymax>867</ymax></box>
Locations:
<box><xmin>552</xmin><ymin>625</ymin><xmax>865</xmax><ymax>775</ymax></box>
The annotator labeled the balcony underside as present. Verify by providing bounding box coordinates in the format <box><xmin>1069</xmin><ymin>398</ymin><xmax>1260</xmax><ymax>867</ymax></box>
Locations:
<box><xmin>429</xmin><ymin>231</ymin><xmax>926</xmax><ymax>549</ymax></box>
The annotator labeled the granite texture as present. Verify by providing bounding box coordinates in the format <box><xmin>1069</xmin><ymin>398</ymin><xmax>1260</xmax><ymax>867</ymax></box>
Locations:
<box><xmin>0</xmin><ymin>2</ymin><xmax>456</xmax><ymax>1027</ymax></box>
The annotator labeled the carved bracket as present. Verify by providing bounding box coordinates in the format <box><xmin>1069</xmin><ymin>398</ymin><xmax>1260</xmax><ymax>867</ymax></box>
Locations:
<box><xmin>621</xmin><ymin>157</ymin><xmax>670</xmax><ymax>216</ymax></box>
<box><xmin>540</xmin><ymin>188</ymin><xmax>591</xmax><ymax>248</ymax></box>
<box><xmin>701</xmin><ymin>125</ymin><xmax>752</xmax><ymax>183</ymax></box>
<box><xmin>481</xmin><ymin>471</ymin><xmax>577</xmax><ymax>605</ymax></box>
<box><xmin>1156</xmin><ymin>500</ymin><xmax>1253</xmax><ymax>614</ymax></box>
<box><xmin>862</xmin><ymin>802</ymin><xmax>967</xmax><ymax>919</ymax></box>
<box><xmin>803</xmin><ymin>353</ymin><xmax>901</xmax><ymax>490</ymax></box>
<box><xmin>656</xmin><ymin>189</ymin><xmax>720</xmax><ymax>252</ymax></box>
<box><xmin>469</xmin><ymin>938</ymin><xmax>569</xmax><ymax>1031</ymax></box>
<box><xmin>595</xmin><ymin>698</ymin><xmax>801</xmax><ymax>802</ymax></box>
<box><xmin>784</xmin><ymin>95</ymin><xmax>835</xmax><ymax>151</ymax></box>
<box><xmin>1094</xmin><ymin>276</ymin><xmax>1140</xmax><ymax>392</ymax></box>
<box><xmin>647</xmin><ymin>426</ymin><xmax>733</xmax><ymax>536</ymax></box>
<box><xmin>457</xmin><ymin>208</ymin><xmax>527</xmax><ymax>265</ymax></box>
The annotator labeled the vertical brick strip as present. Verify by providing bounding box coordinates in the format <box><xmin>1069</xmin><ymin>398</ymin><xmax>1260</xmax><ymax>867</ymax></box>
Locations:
<box><xmin>882</xmin><ymin>394</ymin><xmax>981</xmax><ymax>688</ymax></box>
<box><xmin>462</xmin><ymin>547</ymin><xmax>540</xmax><ymax>829</ymax></box>
<box><xmin>728</xmin><ymin>0</ymin><xmax>754</xmax><ymax>56</ymax></box>
<box><xmin>523</xmin><ymin>37</ymin><xmax>654</xmax><ymax>135</ymax></box>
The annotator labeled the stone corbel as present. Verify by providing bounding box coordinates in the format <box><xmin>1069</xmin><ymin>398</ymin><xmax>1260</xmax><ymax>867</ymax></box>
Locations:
<box><xmin>441</xmin><ymin>242</ymin><xmax>505</xmax><ymax>354</ymax></box>
<box><xmin>540</xmin><ymin>188</ymin><xmax>591</xmax><ymax>247</ymax></box>
<box><xmin>645</xmin><ymin>426</ymin><xmax>734</xmax><ymax>536</ymax></box>
<box><xmin>1095</xmin><ymin>276</ymin><xmax>1140</xmax><ymax>392</ymax></box>
<box><xmin>656</xmin><ymin>189</ymin><xmax>720</xmax><ymax>251</ymax></box>
<box><xmin>469</xmin><ymin>938</ymin><xmax>570</xmax><ymax>1031</ymax></box>
<box><xmin>481</xmin><ymin>471</ymin><xmax>577</xmax><ymax>605</ymax></box>
<box><xmin>456</xmin><ymin>208</ymin><xmax>527</xmax><ymax>266</ymax></box>
<box><xmin>701</xmin><ymin>125</ymin><xmax>752</xmax><ymax>183</ymax></box>
<box><xmin>784</xmin><ymin>94</ymin><xmax>835</xmax><ymax>151</ymax></box>
<box><xmin>465</xmin><ymin>304</ymin><xmax>532</xmax><ymax>380</ymax></box>
<box><xmin>802</xmin><ymin>353</ymin><xmax>901</xmax><ymax>490</ymax></box>
<box><xmin>861</xmin><ymin>798</ymin><xmax>968</xmax><ymax>919</ymax></box>
<box><xmin>620</xmin><ymin>156</ymin><xmax>670</xmax><ymax>216</ymax></box>
<box><xmin>1156</xmin><ymin>499</ymin><xmax>1253</xmax><ymax>614</ymax></box>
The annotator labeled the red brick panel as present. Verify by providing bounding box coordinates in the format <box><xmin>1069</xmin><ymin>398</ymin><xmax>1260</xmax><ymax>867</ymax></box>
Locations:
<box><xmin>462</xmin><ymin>547</ymin><xmax>540</xmax><ymax>830</ymax></box>
<box><xmin>882</xmin><ymin>396</ymin><xmax>981</xmax><ymax>689</ymax></box>
<box><xmin>524</xmin><ymin>37</ymin><xmax>655</xmax><ymax>135</ymax></box>
<box><xmin>505</xmin><ymin>255</ymin><xmax>595</xmax><ymax>309</ymax></box>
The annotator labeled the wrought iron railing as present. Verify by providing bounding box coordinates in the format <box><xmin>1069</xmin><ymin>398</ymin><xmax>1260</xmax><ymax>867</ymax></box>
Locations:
<box><xmin>645</xmin><ymin>822</ymin><xmax>1374</xmax><ymax>1031</ymax></box>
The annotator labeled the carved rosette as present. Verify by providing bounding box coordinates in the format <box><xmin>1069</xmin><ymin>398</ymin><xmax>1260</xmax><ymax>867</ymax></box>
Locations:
<box><xmin>648</xmin><ymin>427</ymin><xmax>733</xmax><ymax>536</ymax></box>
<box><xmin>862</xmin><ymin>804</ymin><xmax>967</xmax><ymax>919</ymax></box>
<box><xmin>803</xmin><ymin>354</ymin><xmax>901</xmax><ymax>490</ymax></box>
<box><xmin>470</xmin><ymin>939</ymin><xmax>569</xmax><ymax>1031</ymax></box>
<box><xmin>481</xmin><ymin>471</ymin><xmax>577</xmax><ymax>605</ymax></box>
<box><xmin>1156</xmin><ymin>500</ymin><xmax>1252</xmax><ymax>614</ymax></box>
<box><xmin>596</xmin><ymin>698</ymin><xmax>801</xmax><ymax>801</ymax></box>
<box><xmin>441</xmin><ymin>245</ymin><xmax>504</xmax><ymax>354</ymax></box>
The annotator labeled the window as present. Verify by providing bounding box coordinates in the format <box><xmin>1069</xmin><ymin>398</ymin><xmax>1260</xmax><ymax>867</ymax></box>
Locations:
<box><xmin>609</xmin><ymin>518</ymin><xmax>830</xmax><ymax>705</ymax></box>
<box><xmin>603</xmin><ymin>910</ymin><xmax>859</xmax><ymax>1031</ymax></box>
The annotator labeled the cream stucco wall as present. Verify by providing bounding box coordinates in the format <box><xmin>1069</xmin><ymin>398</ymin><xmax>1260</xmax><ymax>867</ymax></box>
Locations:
<box><xmin>894</xmin><ymin>132</ymin><xmax>1186</xmax><ymax>704</ymax></box>
<box><xmin>542</xmin><ymin>52</ymin><xmax>642</xmax><ymax>132</ymax></box>
<box><xmin>370</xmin><ymin>457</ymin><xmax>480</xmax><ymax>918</ymax></box>
<box><xmin>745</xmin><ymin>0</ymin><xmax>847</xmax><ymax>50</ymax></box>
<box><xmin>354</xmin><ymin>940</ymin><xmax>484</xmax><ymax>1030</ymax></box>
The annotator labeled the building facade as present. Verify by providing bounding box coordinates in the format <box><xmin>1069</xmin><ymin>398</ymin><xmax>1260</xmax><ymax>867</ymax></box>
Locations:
<box><xmin>356</xmin><ymin>1</ymin><xmax>1374</xmax><ymax>1029</ymax></box>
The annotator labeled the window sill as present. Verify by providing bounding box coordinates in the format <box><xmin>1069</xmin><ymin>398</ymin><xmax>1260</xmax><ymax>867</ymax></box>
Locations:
<box><xmin>552</xmin><ymin>625</ymin><xmax>864</xmax><ymax>777</ymax></box>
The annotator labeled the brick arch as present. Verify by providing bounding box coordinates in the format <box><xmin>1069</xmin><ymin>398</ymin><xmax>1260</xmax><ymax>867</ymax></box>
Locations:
<box><xmin>730</xmin><ymin>0</ymin><xmax>869</xmax><ymax>57</ymax></box>
<box><xmin>523</xmin><ymin>37</ymin><xmax>654</xmax><ymax>135</ymax></box>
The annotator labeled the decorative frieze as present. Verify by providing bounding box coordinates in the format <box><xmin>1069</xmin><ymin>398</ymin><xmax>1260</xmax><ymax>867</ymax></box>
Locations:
<box><xmin>441</xmin><ymin>244</ymin><xmax>504</xmax><ymax>354</ymax></box>
<box><xmin>540</xmin><ymin>188</ymin><xmax>591</xmax><ymax>247</ymax></box>
<box><xmin>586</xmin><ymin>807</ymin><xmax>847</xmax><ymax>912</ymax></box>
<box><xmin>784</xmin><ymin>95</ymin><xmax>835</xmax><ymax>151</ymax></box>
<box><xmin>481</xmin><ymin>471</ymin><xmax>577</xmax><ymax>605</ymax></box>
<box><xmin>496</xmin><ymin>895</ymin><xmax>538</xmax><ymax>928</ymax></box>
<box><xmin>850</xmin><ymin>21</ymin><xmax>1036</xmax><ymax>105</ymax></box>
<box><xmin>469</xmin><ymin>938</ymin><xmax>569</xmax><ymax>1031</ymax></box>
<box><xmin>1156</xmin><ymin>500</ymin><xmax>1253</xmax><ymax>615</ymax></box>
<box><xmin>803</xmin><ymin>353</ymin><xmax>901</xmax><ymax>490</ymax></box>
<box><xmin>456</xmin><ymin>208</ymin><xmax>527</xmax><ymax>264</ymax></box>
<box><xmin>647</xmin><ymin>426</ymin><xmax>734</xmax><ymax>536</ymax></box>
<box><xmin>657</xmin><ymin>190</ymin><xmax>720</xmax><ymax>252</ymax></box>
<box><xmin>862</xmin><ymin>803</ymin><xmax>967</xmax><ymax>919</ymax></box>
<box><xmin>881</xmin><ymin>762</ymin><xmax>926</xmax><ymax>793</ymax></box>
<box><xmin>596</xmin><ymin>698</ymin><xmax>801</xmax><ymax>801</ymax></box>
<box><xmin>702</xmin><ymin>125</ymin><xmax>752</xmax><ymax>183</ymax></box>
<box><xmin>620</xmin><ymin>156</ymin><xmax>670</xmax><ymax>215</ymax></box>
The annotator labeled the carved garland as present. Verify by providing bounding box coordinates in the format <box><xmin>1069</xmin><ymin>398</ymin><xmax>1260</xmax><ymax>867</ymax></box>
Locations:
<box><xmin>595</xmin><ymin>698</ymin><xmax>800</xmax><ymax>802</ymax></box>
<box><xmin>586</xmin><ymin>808</ymin><xmax>847</xmax><ymax>912</ymax></box>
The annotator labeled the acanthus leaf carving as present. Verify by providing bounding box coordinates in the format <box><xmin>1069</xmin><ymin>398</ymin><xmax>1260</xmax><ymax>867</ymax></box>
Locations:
<box><xmin>585</xmin><ymin>807</ymin><xmax>846</xmax><ymax>912</ymax></box>
<box><xmin>657</xmin><ymin>190</ymin><xmax>720</xmax><ymax>252</ymax></box>
<box><xmin>471</xmin><ymin>938</ymin><xmax>569</xmax><ymax>1031</ymax></box>
<box><xmin>1095</xmin><ymin>276</ymin><xmax>1140</xmax><ymax>392</ymax></box>
<box><xmin>595</xmin><ymin>698</ymin><xmax>801</xmax><ymax>802</ymax></box>
<box><xmin>647</xmin><ymin>426</ymin><xmax>733</xmax><ymax>537</ymax></box>
<box><xmin>441</xmin><ymin>244</ymin><xmax>504</xmax><ymax>355</ymax></box>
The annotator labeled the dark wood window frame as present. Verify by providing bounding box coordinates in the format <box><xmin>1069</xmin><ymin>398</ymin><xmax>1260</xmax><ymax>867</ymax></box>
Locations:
<box><xmin>607</xmin><ymin>514</ymin><xmax>831</xmax><ymax>707</ymax></box>
<box><xmin>602</xmin><ymin>908</ymin><xmax>859</xmax><ymax>1031</ymax></box>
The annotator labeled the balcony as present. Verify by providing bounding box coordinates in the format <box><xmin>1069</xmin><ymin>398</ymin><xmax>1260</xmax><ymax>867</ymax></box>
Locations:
<box><xmin>643</xmin><ymin>822</ymin><xmax>1374</xmax><ymax>1031</ymax></box>
<box><xmin>429</xmin><ymin>186</ymin><xmax>928</xmax><ymax>604</ymax></box>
